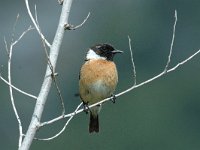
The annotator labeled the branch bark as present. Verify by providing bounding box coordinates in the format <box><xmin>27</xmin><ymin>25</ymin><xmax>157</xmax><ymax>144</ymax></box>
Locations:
<box><xmin>19</xmin><ymin>0</ymin><xmax>74</xmax><ymax>149</ymax></box>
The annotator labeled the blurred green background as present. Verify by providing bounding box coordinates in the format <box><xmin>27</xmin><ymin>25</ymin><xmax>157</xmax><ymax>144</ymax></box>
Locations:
<box><xmin>1</xmin><ymin>0</ymin><xmax>200</xmax><ymax>150</ymax></box>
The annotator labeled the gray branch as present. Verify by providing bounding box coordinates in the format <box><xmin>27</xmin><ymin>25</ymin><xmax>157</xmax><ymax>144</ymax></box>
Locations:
<box><xmin>19</xmin><ymin>0</ymin><xmax>74</xmax><ymax>149</ymax></box>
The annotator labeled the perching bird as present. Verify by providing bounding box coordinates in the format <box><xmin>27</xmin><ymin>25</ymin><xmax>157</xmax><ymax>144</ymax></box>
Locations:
<box><xmin>79</xmin><ymin>43</ymin><xmax>122</xmax><ymax>133</ymax></box>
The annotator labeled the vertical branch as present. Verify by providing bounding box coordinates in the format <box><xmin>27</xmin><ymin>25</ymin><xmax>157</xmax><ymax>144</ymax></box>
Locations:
<box><xmin>6</xmin><ymin>16</ymin><xmax>33</xmax><ymax>148</ymax></box>
<box><xmin>7</xmin><ymin>43</ymin><xmax>23</xmax><ymax>149</ymax></box>
<box><xmin>11</xmin><ymin>14</ymin><xmax>20</xmax><ymax>43</ymax></box>
<box><xmin>164</xmin><ymin>10</ymin><xmax>177</xmax><ymax>71</ymax></box>
<box><xmin>20</xmin><ymin>0</ymin><xmax>74</xmax><ymax>149</ymax></box>
<box><xmin>128</xmin><ymin>35</ymin><xmax>137</xmax><ymax>86</ymax></box>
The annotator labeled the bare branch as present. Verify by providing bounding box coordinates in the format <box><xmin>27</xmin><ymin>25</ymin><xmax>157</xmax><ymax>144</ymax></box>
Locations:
<box><xmin>35</xmin><ymin>3</ymin><xmax>66</xmax><ymax>115</ymax></box>
<box><xmin>5</xmin><ymin>24</ymin><xmax>34</xmax><ymax>52</ymax></box>
<box><xmin>34</xmin><ymin>5</ymin><xmax>66</xmax><ymax>115</ymax></box>
<box><xmin>167</xmin><ymin>49</ymin><xmax>200</xmax><ymax>73</ymax></box>
<box><xmin>20</xmin><ymin>0</ymin><xmax>74</xmax><ymax>149</ymax></box>
<box><xmin>8</xmin><ymin>69</ymin><xmax>23</xmax><ymax>148</ymax></box>
<box><xmin>164</xmin><ymin>10</ymin><xmax>177</xmax><ymax>71</ymax></box>
<box><xmin>41</xmin><ymin>38</ymin><xmax>66</xmax><ymax>115</ymax></box>
<box><xmin>4</xmin><ymin>37</ymin><xmax>9</xmax><ymax>55</ymax></box>
<box><xmin>40</xmin><ymin>103</ymin><xmax>82</xmax><ymax>127</ymax></box>
<box><xmin>1</xmin><ymin>20</ymin><xmax>37</xmax><ymax>100</ymax></box>
<box><xmin>35</xmin><ymin>103</ymin><xmax>82</xmax><ymax>140</ymax></box>
<box><xmin>34</xmin><ymin>5</ymin><xmax>39</xmax><ymax>26</ymax></box>
<box><xmin>6</xmin><ymin>18</ymin><xmax>34</xmax><ymax>148</ymax></box>
<box><xmin>51</xmin><ymin>74</ymin><xmax>66</xmax><ymax>115</ymax></box>
<box><xmin>0</xmin><ymin>75</ymin><xmax>37</xmax><ymax>99</ymax></box>
<box><xmin>7</xmin><ymin>44</ymin><xmax>23</xmax><ymax>148</ymax></box>
<box><xmin>128</xmin><ymin>35</ymin><xmax>137</xmax><ymax>85</ymax></box>
<box><xmin>64</xmin><ymin>12</ymin><xmax>90</xmax><ymax>30</ymax></box>
<box><xmin>11</xmin><ymin>13</ymin><xmax>20</xmax><ymax>43</ymax></box>
<box><xmin>25</xmin><ymin>0</ymin><xmax>51</xmax><ymax>47</ymax></box>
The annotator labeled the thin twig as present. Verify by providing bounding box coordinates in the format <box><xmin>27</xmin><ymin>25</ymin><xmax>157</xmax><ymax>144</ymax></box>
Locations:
<box><xmin>41</xmin><ymin>38</ymin><xmax>66</xmax><ymax>115</ymax></box>
<box><xmin>34</xmin><ymin>3</ymin><xmax>65</xmax><ymax>114</ymax></box>
<box><xmin>8</xmin><ymin>41</ymin><xmax>23</xmax><ymax>149</ymax></box>
<box><xmin>1</xmin><ymin>26</ymin><xmax>36</xmax><ymax>100</ymax></box>
<box><xmin>36</xmin><ymin>103</ymin><xmax>82</xmax><ymax>140</ymax></box>
<box><xmin>34</xmin><ymin>4</ymin><xmax>66</xmax><ymax>115</ymax></box>
<box><xmin>34</xmin><ymin>5</ymin><xmax>38</xmax><ymax>24</ymax></box>
<box><xmin>128</xmin><ymin>35</ymin><xmax>137</xmax><ymax>85</ymax></box>
<box><xmin>11</xmin><ymin>14</ymin><xmax>20</xmax><ymax>44</ymax></box>
<box><xmin>4</xmin><ymin>37</ymin><xmax>9</xmax><ymax>55</ymax></box>
<box><xmin>6</xmin><ymin>18</ymin><xmax>33</xmax><ymax>148</ymax></box>
<box><xmin>164</xmin><ymin>10</ymin><xmax>177</xmax><ymax>71</ymax></box>
<box><xmin>51</xmin><ymin>75</ymin><xmax>66</xmax><ymax>115</ymax></box>
<box><xmin>167</xmin><ymin>49</ymin><xmax>200</xmax><ymax>73</ymax></box>
<box><xmin>12</xmin><ymin>25</ymin><xmax>34</xmax><ymax>46</ymax></box>
<box><xmin>64</xmin><ymin>12</ymin><xmax>90</xmax><ymax>30</ymax></box>
<box><xmin>0</xmin><ymin>75</ymin><xmax>37</xmax><ymax>99</ymax></box>
<box><xmin>25</xmin><ymin>0</ymin><xmax>51</xmax><ymax>47</ymax></box>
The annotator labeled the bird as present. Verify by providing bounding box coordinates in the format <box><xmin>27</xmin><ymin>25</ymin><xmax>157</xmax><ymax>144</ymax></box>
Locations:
<box><xmin>79</xmin><ymin>43</ymin><xmax>122</xmax><ymax>133</ymax></box>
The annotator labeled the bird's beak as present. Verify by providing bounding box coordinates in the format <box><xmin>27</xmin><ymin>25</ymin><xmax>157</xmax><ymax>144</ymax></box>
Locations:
<box><xmin>112</xmin><ymin>49</ymin><xmax>123</xmax><ymax>54</ymax></box>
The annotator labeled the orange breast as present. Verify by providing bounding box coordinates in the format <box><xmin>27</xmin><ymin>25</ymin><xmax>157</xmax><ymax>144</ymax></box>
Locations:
<box><xmin>79</xmin><ymin>59</ymin><xmax>118</xmax><ymax>104</ymax></box>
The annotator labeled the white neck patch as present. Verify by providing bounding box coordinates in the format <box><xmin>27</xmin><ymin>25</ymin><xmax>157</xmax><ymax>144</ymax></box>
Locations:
<box><xmin>86</xmin><ymin>49</ymin><xmax>106</xmax><ymax>60</ymax></box>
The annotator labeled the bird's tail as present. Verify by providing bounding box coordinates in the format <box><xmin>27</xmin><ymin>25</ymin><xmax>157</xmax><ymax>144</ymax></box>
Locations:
<box><xmin>89</xmin><ymin>113</ymin><xmax>99</xmax><ymax>133</ymax></box>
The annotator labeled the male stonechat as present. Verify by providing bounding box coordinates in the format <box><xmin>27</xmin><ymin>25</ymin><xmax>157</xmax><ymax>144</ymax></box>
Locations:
<box><xmin>79</xmin><ymin>43</ymin><xmax>122</xmax><ymax>133</ymax></box>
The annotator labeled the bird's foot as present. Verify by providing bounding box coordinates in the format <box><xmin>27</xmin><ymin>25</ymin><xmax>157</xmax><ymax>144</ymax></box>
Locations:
<box><xmin>83</xmin><ymin>101</ymin><xmax>90</xmax><ymax>114</ymax></box>
<box><xmin>110</xmin><ymin>94</ymin><xmax>116</xmax><ymax>103</ymax></box>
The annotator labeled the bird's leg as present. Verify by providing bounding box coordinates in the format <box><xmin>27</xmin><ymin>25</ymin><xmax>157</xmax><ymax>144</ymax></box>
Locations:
<box><xmin>83</xmin><ymin>101</ymin><xmax>90</xmax><ymax>114</ymax></box>
<box><xmin>110</xmin><ymin>94</ymin><xmax>116</xmax><ymax>103</ymax></box>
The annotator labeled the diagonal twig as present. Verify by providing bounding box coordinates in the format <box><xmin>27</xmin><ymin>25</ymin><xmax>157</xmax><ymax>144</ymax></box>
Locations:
<box><xmin>25</xmin><ymin>0</ymin><xmax>51</xmax><ymax>47</ymax></box>
<box><xmin>0</xmin><ymin>75</ymin><xmax>37</xmax><ymax>99</ymax></box>
<box><xmin>35</xmin><ymin>103</ymin><xmax>82</xmax><ymax>140</ymax></box>
<box><xmin>64</xmin><ymin>12</ymin><xmax>90</xmax><ymax>30</ymax></box>
<box><xmin>41</xmin><ymin>38</ymin><xmax>66</xmax><ymax>115</ymax></box>
<box><xmin>1</xmin><ymin>25</ymin><xmax>36</xmax><ymax>100</ymax></box>
<box><xmin>128</xmin><ymin>35</ymin><xmax>137</xmax><ymax>85</ymax></box>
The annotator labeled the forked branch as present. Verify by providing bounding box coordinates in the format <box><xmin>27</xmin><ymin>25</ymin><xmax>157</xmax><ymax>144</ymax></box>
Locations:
<box><xmin>4</xmin><ymin>17</ymin><xmax>34</xmax><ymax>148</ymax></box>
<box><xmin>19</xmin><ymin>0</ymin><xmax>74</xmax><ymax>149</ymax></box>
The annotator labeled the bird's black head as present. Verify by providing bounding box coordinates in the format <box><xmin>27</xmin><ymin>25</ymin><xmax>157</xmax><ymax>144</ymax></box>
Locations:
<box><xmin>90</xmin><ymin>43</ymin><xmax>123</xmax><ymax>61</ymax></box>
